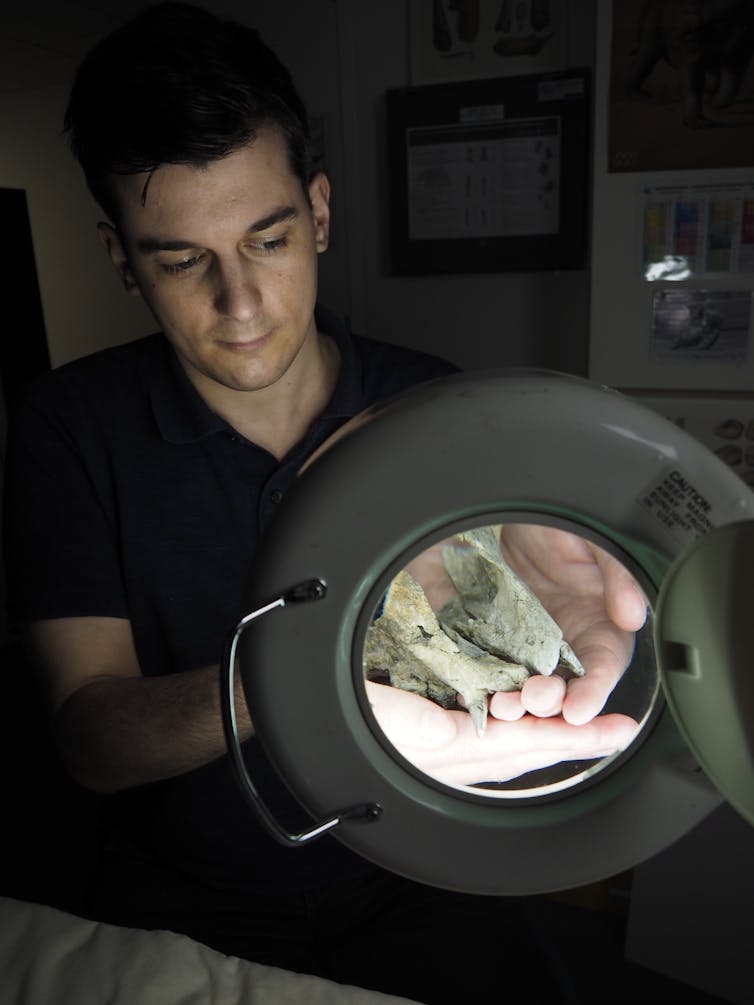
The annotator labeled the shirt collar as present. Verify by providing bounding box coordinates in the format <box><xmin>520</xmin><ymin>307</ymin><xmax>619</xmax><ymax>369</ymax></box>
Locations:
<box><xmin>146</xmin><ymin>305</ymin><xmax>365</xmax><ymax>446</ymax></box>
<box><xmin>146</xmin><ymin>337</ymin><xmax>227</xmax><ymax>444</ymax></box>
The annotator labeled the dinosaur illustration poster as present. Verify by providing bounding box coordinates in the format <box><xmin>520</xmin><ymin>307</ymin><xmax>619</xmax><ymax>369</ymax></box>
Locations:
<box><xmin>609</xmin><ymin>0</ymin><xmax>754</xmax><ymax>171</ymax></box>
<box><xmin>409</xmin><ymin>1</ymin><xmax>568</xmax><ymax>84</ymax></box>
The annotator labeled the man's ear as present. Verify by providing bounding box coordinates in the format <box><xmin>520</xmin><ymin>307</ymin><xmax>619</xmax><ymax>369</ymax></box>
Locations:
<box><xmin>97</xmin><ymin>222</ymin><xmax>141</xmax><ymax>296</ymax></box>
<box><xmin>308</xmin><ymin>173</ymin><xmax>331</xmax><ymax>253</ymax></box>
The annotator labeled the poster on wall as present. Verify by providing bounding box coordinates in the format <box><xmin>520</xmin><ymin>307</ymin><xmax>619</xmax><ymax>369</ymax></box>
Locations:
<box><xmin>387</xmin><ymin>70</ymin><xmax>589</xmax><ymax>274</ymax></box>
<box><xmin>642</xmin><ymin>182</ymin><xmax>754</xmax><ymax>280</ymax></box>
<box><xmin>409</xmin><ymin>0</ymin><xmax>568</xmax><ymax>84</ymax></box>
<box><xmin>608</xmin><ymin>0</ymin><xmax>754</xmax><ymax>172</ymax></box>
<box><xmin>649</xmin><ymin>289</ymin><xmax>752</xmax><ymax>364</ymax></box>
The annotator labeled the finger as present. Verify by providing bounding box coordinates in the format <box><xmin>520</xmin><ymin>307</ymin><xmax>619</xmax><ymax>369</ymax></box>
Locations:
<box><xmin>592</xmin><ymin>548</ymin><xmax>649</xmax><ymax>632</ymax></box>
<box><xmin>562</xmin><ymin>663</ymin><xmax>618</xmax><ymax>725</ymax></box>
<box><xmin>430</xmin><ymin>712</ymin><xmax>640</xmax><ymax>786</ymax></box>
<box><xmin>490</xmin><ymin>711</ymin><xmax>639</xmax><ymax>758</ymax></box>
<box><xmin>566</xmin><ymin>613</ymin><xmax>637</xmax><ymax>722</ymax></box>
<box><xmin>365</xmin><ymin>681</ymin><xmax>457</xmax><ymax>749</ymax></box>
<box><xmin>520</xmin><ymin>674</ymin><xmax>567</xmax><ymax>717</ymax></box>
<box><xmin>488</xmin><ymin>690</ymin><xmax>527</xmax><ymax>721</ymax></box>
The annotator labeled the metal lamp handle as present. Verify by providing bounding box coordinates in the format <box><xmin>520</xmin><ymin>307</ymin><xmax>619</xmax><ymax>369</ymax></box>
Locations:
<box><xmin>219</xmin><ymin>577</ymin><xmax>382</xmax><ymax>846</ymax></box>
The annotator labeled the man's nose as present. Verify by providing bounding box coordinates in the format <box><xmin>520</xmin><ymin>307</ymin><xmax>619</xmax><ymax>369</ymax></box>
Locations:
<box><xmin>212</xmin><ymin>258</ymin><xmax>263</xmax><ymax>321</ymax></box>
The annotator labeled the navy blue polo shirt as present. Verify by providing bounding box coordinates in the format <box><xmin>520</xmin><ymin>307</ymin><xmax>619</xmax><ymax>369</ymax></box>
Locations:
<box><xmin>4</xmin><ymin>305</ymin><xmax>457</xmax><ymax>895</ymax></box>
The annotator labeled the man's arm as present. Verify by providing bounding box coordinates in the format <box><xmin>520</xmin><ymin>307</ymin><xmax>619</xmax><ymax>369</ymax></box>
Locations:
<box><xmin>26</xmin><ymin>617</ymin><xmax>253</xmax><ymax>793</ymax></box>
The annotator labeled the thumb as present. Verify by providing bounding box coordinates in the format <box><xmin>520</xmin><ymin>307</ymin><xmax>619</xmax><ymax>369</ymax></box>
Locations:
<box><xmin>593</xmin><ymin>548</ymin><xmax>648</xmax><ymax>632</ymax></box>
<box><xmin>364</xmin><ymin>681</ymin><xmax>457</xmax><ymax>749</ymax></box>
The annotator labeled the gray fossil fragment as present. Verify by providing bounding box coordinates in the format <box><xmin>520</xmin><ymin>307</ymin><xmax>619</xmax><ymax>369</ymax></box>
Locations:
<box><xmin>439</xmin><ymin>526</ymin><xmax>585</xmax><ymax>677</ymax></box>
<box><xmin>364</xmin><ymin>569</ymin><xmax>529</xmax><ymax>736</ymax></box>
<box><xmin>363</xmin><ymin>526</ymin><xmax>585</xmax><ymax>738</ymax></box>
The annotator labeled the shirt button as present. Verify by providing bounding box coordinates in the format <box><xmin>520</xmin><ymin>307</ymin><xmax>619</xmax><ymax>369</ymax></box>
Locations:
<box><xmin>270</xmin><ymin>489</ymin><xmax>284</xmax><ymax>504</ymax></box>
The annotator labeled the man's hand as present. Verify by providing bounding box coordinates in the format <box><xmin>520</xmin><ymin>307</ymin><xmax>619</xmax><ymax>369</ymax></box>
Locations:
<box><xmin>399</xmin><ymin>522</ymin><xmax>649</xmax><ymax>783</ymax></box>
<box><xmin>493</xmin><ymin>524</ymin><xmax>648</xmax><ymax>725</ymax></box>
<box><xmin>366</xmin><ymin>681</ymin><xmax>638</xmax><ymax>787</ymax></box>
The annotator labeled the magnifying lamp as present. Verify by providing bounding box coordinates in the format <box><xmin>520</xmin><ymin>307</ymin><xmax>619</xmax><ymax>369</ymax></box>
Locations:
<box><xmin>220</xmin><ymin>369</ymin><xmax>754</xmax><ymax>896</ymax></box>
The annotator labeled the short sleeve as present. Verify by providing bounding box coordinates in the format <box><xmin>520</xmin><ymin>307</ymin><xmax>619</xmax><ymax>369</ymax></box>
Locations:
<box><xmin>3</xmin><ymin>382</ymin><xmax>129</xmax><ymax>629</ymax></box>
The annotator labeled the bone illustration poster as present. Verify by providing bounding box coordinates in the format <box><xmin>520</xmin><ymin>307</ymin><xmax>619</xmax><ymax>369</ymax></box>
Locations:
<box><xmin>608</xmin><ymin>0</ymin><xmax>754</xmax><ymax>171</ymax></box>
<box><xmin>649</xmin><ymin>288</ymin><xmax>752</xmax><ymax>363</ymax></box>
<box><xmin>409</xmin><ymin>1</ymin><xmax>568</xmax><ymax>84</ymax></box>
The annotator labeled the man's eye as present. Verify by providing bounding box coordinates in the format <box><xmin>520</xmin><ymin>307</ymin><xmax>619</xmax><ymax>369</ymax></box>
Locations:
<box><xmin>163</xmin><ymin>254</ymin><xmax>203</xmax><ymax>274</ymax></box>
<box><xmin>250</xmin><ymin>236</ymin><xmax>288</xmax><ymax>255</ymax></box>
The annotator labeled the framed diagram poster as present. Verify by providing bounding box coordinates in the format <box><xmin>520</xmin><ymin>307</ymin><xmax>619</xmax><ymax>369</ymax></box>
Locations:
<box><xmin>386</xmin><ymin>69</ymin><xmax>590</xmax><ymax>274</ymax></box>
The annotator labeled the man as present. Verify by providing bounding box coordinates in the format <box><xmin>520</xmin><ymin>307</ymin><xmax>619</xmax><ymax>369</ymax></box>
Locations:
<box><xmin>3</xmin><ymin>4</ymin><xmax>645</xmax><ymax>1001</ymax></box>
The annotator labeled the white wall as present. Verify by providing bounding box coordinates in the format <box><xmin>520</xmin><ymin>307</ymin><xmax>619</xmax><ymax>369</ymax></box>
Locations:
<box><xmin>327</xmin><ymin>0</ymin><xmax>596</xmax><ymax>374</ymax></box>
<box><xmin>0</xmin><ymin>83</ymin><xmax>154</xmax><ymax>368</ymax></box>
<box><xmin>0</xmin><ymin>0</ymin><xmax>596</xmax><ymax>373</ymax></box>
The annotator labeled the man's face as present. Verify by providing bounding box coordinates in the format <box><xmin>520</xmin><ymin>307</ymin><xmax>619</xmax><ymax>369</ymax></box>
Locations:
<box><xmin>100</xmin><ymin>127</ymin><xmax>330</xmax><ymax>395</ymax></box>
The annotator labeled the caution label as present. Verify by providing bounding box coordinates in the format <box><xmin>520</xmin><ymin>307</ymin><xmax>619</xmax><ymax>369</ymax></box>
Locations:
<box><xmin>639</xmin><ymin>469</ymin><xmax>714</xmax><ymax>545</ymax></box>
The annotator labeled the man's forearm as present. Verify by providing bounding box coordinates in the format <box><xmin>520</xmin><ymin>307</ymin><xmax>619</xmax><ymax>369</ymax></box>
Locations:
<box><xmin>53</xmin><ymin>665</ymin><xmax>253</xmax><ymax>793</ymax></box>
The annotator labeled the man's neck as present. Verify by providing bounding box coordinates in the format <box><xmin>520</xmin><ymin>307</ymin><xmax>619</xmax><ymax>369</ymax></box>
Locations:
<box><xmin>188</xmin><ymin>330</ymin><xmax>341</xmax><ymax>460</ymax></box>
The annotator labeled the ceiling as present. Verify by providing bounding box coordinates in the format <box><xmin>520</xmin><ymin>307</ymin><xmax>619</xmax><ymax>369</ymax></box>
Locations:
<box><xmin>0</xmin><ymin>1</ymin><xmax>145</xmax><ymax>94</ymax></box>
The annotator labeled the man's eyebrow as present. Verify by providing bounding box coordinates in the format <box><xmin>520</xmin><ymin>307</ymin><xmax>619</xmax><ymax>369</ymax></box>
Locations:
<box><xmin>135</xmin><ymin>205</ymin><xmax>300</xmax><ymax>254</ymax></box>
<box><xmin>249</xmin><ymin>205</ymin><xmax>299</xmax><ymax>233</ymax></box>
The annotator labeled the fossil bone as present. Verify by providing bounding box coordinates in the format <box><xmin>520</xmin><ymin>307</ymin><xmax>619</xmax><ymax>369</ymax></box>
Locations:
<box><xmin>364</xmin><ymin>526</ymin><xmax>584</xmax><ymax>738</ymax></box>
<box><xmin>364</xmin><ymin>569</ymin><xmax>528</xmax><ymax>736</ymax></box>
<box><xmin>439</xmin><ymin>526</ymin><xmax>585</xmax><ymax>677</ymax></box>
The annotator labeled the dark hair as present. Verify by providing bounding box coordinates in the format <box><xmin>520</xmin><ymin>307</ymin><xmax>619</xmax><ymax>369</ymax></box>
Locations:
<box><xmin>64</xmin><ymin>2</ymin><xmax>316</xmax><ymax>222</ymax></box>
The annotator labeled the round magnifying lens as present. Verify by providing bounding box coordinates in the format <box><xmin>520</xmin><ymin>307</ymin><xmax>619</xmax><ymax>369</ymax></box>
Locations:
<box><xmin>358</xmin><ymin>516</ymin><xmax>658</xmax><ymax>803</ymax></box>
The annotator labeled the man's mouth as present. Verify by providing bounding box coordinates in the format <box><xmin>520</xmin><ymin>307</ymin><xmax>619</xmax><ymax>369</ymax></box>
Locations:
<box><xmin>217</xmin><ymin>329</ymin><xmax>273</xmax><ymax>352</ymax></box>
